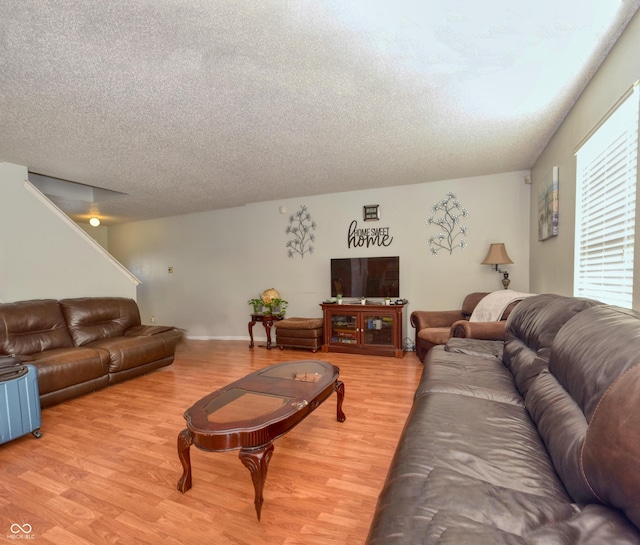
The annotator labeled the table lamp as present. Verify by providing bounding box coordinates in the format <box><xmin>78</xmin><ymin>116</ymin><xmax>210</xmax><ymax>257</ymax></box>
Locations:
<box><xmin>481</xmin><ymin>243</ymin><xmax>513</xmax><ymax>289</ymax></box>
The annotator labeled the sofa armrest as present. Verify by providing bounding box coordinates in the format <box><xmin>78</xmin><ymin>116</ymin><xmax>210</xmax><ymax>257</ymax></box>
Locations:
<box><xmin>411</xmin><ymin>310</ymin><xmax>465</xmax><ymax>331</ymax></box>
<box><xmin>451</xmin><ymin>320</ymin><xmax>506</xmax><ymax>340</ymax></box>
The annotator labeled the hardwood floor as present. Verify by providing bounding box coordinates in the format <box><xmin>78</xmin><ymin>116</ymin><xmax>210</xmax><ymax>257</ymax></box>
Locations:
<box><xmin>0</xmin><ymin>340</ymin><xmax>422</xmax><ymax>545</ymax></box>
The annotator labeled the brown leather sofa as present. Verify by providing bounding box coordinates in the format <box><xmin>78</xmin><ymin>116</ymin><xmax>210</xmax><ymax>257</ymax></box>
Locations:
<box><xmin>367</xmin><ymin>294</ymin><xmax>640</xmax><ymax>544</ymax></box>
<box><xmin>0</xmin><ymin>297</ymin><xmax>183</xmax><ymax>407</ymax></box>
<box><xmin>410</xmin><ymin>292</ymin><xmax>519</xmax><ymax>361</ymax></box>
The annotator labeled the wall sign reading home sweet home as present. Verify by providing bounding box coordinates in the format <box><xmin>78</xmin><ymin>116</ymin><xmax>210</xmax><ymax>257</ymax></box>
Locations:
<box><xmin>347</xmin><ymin>220</ymin><xmax>394</xmax><ymax>248</ymax></box>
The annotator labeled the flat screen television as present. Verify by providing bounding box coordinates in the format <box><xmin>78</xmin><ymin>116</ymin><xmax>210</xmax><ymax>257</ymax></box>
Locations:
<box><xmin>330</xmin><ymin>256</ymin><xmax>399</xmax><ymax>298</ymax></box>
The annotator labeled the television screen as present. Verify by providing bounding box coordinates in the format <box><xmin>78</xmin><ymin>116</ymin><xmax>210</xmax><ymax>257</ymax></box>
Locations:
<box><xmin>330</xmin><ymin>257</ymin><xmax>399</xmax><ymax>298</ymax></box>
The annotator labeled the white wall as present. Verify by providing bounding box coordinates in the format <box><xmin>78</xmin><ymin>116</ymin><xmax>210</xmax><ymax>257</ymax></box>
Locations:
<box><xmin>0</xmin><ymin>162</ymin><xmax>139</xmax><ymax>302</ymax></box>
<box><xmin>109</xmin><ymin>170</ymin><xmax>531</xmax><ymax>339</ymax></box>
<box><xmin>529</xmin><ymin>10</ymin><xmax>640</xmax><ymax>303</ymax></box>
<box><xmin>78</xmin><ymin>222</ymin><xmax>109</xmax><ymax>250</ymax></box>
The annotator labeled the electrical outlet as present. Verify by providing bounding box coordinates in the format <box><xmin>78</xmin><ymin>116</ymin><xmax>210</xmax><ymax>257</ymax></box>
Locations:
<box><xmin>151</xmin><ymin>315</ymin><xmax>156</xmax><ymax>323</ymax></box>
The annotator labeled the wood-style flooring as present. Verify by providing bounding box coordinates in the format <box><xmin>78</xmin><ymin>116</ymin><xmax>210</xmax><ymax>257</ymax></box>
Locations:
<box><xmin>0</xmin><ymin>340</ymin><xmax>423</xmax><ymax>545</ymax></box>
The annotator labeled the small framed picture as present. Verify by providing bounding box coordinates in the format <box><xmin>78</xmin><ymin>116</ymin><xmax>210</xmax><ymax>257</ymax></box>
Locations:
<box><xmin>363</xmin><ymin>204</ymin><xmax>380</xmax><ymax>221</ymax></box>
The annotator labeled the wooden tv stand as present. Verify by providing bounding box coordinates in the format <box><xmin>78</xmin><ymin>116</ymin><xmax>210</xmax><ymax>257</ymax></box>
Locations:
<box><xmin>320</xmin><ymin>303</ymin><xmax>406</xmax><ymax>358</ymax></box>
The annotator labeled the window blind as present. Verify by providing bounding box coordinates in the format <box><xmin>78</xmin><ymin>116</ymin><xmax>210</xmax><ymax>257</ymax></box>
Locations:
<box><xmin>574</xmin><ymin>84</ymin><xmax>639</xmax><ymax>307</ymax></box>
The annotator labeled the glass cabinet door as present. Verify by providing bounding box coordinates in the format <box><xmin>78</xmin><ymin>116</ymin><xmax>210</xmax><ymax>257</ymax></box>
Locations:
<box><xmin>330</xmin><ymin>313</ymin><xmax>358</xmax><ymax>345</ymax></box>
<box><xmin>363</xmin><ymin>314</ymin><xmax>394</xmax><ymax>346</ymax></box>
<box><xmin>321</xmin><ymin>303</ymin><xmax>405</xmax><ymax>358</ymax></box>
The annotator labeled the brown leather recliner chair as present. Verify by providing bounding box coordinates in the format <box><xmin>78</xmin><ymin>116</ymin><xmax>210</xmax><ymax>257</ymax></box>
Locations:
<box><xmin>411</xmin><ymin>292</ymin><xmax>518</xmax><ymax>362</ymax></box>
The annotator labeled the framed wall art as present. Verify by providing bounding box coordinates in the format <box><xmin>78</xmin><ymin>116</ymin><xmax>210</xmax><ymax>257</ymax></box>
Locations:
<box><xmin>363</xmin><ymin>204</ymin><xmax>380</xmax><ymax>221</ymax></box>
<box><xmin>538</xmin><ymin>166</ymin><xmax>559</xmax><ymax>241</ymax></box>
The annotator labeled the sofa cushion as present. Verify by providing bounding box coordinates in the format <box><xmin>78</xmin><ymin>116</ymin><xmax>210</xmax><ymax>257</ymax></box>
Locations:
<box><xmin>503</xmin><ymin>294</ymin><xmax>600</xmax><ymax>398</ymax></box>
<box><xmin>550</xmin><ymin>305</ymin><xmax>639</xmax><ymax>420</ymax></box>
<box><xmin>445</xmin><ymin>338</ymin><xmax>503</xmax><ymax>360</ymax></box>
<box><xmin>417</xmin><ymin>327</ymin><xmax>450</xmax><ymax>347</ymax></box>
<box><xmin>525</xmin><ymin>370</ymin><xmax>595</xmax><ymax>504</ymax></box>
<box><xmin>0</xmin><ymin>299</ymin><xmax>74</xmax><ymax>355</ymax></box>
<box><xmin>388</xmin><ymin>393</ymin><xmax>569</xmax><ymax>499</ymax></box>
<box><xmin>546</xmin><ymin>305</ymin><xmax>640</xmax><ymax>529</ymax></box>
<box><xmin>368</xmin><ymin>501</ymin><xmax>640</xmax><ymax>545</ymax></box>
<box><xmin>367</xmin><ymin>392</ymin><xmax>574</xmax><ymax>543</ymax></box>
<box><xmin>370</xmin><ymin>466</ymin><xmax>579</xmax><ymax>543</ymax></box>
<box><xmin>60</xmin><ymin>297</ymin><xmax>142</xmax><ymax>346</ymax></box>
<box><xmin>86</xmin><ymin>335</ymin><xmax>172</xmax><ymax>373</ymax></box>
<box><xmin>420</xmin><ymin>344</ymin><xmax>523</xmax><ymax>406</ymax></box>
<box><xmin>29</xmin><ymin>346</ymin><xmax>110</xmax><ymax>395</ymax></box>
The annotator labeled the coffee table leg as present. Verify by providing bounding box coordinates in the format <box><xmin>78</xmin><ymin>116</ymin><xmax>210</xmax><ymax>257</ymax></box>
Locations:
<box><xmin>177</xmin><ymin>428</ymin><xmax>194</xmax><ymax>493</ymax></box>
<box><xmin>239</xmin><ymin>442</ymin><xmax>274</xmax><ymax>521</ymax></box>
<box><xmin>335</xmin><ymin>380</ymin><xmax>346</xmax><ymax>422</ymax></box>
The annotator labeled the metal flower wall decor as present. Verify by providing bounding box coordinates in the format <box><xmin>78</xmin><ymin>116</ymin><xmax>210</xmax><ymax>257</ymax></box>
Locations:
<box><xmin>285</xmin><ymin>205</ymin><xmax>316</xmax><ymax>258</ymax></box>
<box><xmin>426</xmin><ymin>192</ymin><xmax>470</xmax><ymax>255</ymax></box>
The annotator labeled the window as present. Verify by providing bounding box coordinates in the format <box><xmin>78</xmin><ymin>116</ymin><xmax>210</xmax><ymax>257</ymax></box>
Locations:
<box><xmin>574</xmin><ymin>84</ymin><xmax>639</xmax><ymax>307</ymax></box>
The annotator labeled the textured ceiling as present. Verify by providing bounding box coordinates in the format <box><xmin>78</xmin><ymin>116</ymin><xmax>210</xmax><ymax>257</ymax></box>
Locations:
<box><xmin>1</xmin><ymin>1</ymin><xmax>639</xmax><ymax>225</ymax></box>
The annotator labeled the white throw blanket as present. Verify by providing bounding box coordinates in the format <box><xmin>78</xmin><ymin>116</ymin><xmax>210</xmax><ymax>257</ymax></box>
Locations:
<box><xmin>469</xmin><ymin>290</ymin><xmax>535</xmax><ymax>322</ymax></box>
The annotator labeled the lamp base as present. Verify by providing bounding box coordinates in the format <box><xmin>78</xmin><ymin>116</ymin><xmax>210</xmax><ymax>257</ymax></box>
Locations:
<box><xmin>501</xmin><ymin>272</ymin><xmax>510</xmax><ymax>290</ymax></box>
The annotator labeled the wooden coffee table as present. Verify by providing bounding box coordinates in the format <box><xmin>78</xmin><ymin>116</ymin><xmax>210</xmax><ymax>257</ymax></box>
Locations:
<box><xmin>177</xmin><ymin>360</ymin><xmax>346</xmax><ymax>520</ymax></box>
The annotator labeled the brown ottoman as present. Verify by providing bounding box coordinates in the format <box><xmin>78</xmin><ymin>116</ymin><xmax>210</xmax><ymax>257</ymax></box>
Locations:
<box><xmin>275</xmin><ymin>317</ymin><xmax>324</xmax><ymax>352</ymax></box>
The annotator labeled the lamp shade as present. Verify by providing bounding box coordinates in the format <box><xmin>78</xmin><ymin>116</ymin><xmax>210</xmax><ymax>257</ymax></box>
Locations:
<box><xmin>481</xmin><ymin>243</ymin><xmax>513</xmax><ymax>265</ymax></box>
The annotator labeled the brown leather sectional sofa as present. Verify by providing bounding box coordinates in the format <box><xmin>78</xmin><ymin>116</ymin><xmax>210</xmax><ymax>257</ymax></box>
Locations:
<box><xmin>367</xmin><ymin>294</ymin><xmax>640</xmax><ymax>544</ymax></box>
<box><xmin>0</xmin><ymin>297</ymin><xmax>183</xmax><ymax>408</ymax></box>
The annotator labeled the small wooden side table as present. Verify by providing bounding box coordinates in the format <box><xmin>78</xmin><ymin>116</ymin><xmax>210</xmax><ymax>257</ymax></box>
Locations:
<box><xmin>248</xmin><ymin>314</ymin><xmax>283</xmax><ymax>349</ymax></box>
